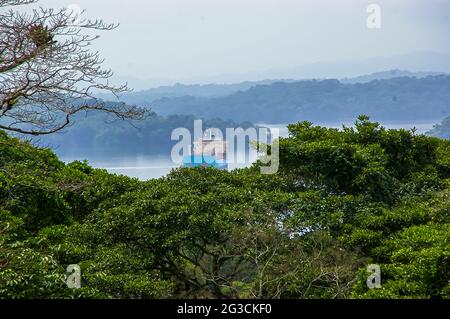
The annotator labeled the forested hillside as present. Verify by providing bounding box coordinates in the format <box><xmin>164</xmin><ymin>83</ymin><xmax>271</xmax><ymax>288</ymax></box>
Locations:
<box><xmin>149</xmin><ymin>76</ymin><xmax>450</xmax><ymax>123</ymax></box>
<box><xmin>2</xmin><ymin>116</ymin><xmax>449</xmax><ymax>299</ymax></box>
<box><xmin>99</xmin><ymin>70</ymin><xmax>444</xmax><ymax>104</ymax></box>
<box><xmin>96</xmin><ymin>80</ymin><xmax>289</xmax><ymax>105</ymax></box>
<box><xmin>34</xmin><ymin>112</ymin><xmax>254</xmax><ymax>158</ymax></box>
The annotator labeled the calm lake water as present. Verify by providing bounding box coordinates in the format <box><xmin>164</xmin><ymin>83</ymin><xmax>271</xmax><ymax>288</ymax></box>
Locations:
<box><xmin>62</xmin><ymin>120</ymin><xmax>438</xmax><ymax>181</ymax></box>
<box><xmin>62</xmin><ymin>152</ymin><xmax>258</xmax><ymax>181</ymax></box>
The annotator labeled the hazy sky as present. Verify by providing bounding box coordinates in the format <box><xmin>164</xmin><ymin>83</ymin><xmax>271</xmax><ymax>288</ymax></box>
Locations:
<box><xmin>28</xmin><ymin>0</ymin><xmax>450</xmax><ymax>82</ymax></box>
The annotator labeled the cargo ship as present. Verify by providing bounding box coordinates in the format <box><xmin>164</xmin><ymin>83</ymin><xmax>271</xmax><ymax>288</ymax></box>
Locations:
<box><xmin>182</xmin><ymin>131</ymin><xmax>228</xmax><ymax>170</ymax></box>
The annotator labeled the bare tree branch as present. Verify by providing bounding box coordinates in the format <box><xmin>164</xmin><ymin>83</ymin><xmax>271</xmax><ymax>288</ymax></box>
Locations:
<box><xmin>0</xmin><ymin>0</ymin><xmax>146</xmax><ymax>135</ymax></box>
<box><xmin>0</xmin><ymin>0</ymin><xmax>36</xmax><ymax>8</ymax></box>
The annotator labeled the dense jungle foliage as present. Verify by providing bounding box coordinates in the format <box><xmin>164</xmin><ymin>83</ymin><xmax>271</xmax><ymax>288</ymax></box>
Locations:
<box><xmin>1</xmin><ymin>116</ymin><xmax>449</xmax><ymax>299</ymax></box>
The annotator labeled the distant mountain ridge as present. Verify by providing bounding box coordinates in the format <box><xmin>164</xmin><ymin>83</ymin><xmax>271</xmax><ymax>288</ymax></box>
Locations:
<box><xmin>97</xmin><ymin>79</ymin><xmax>297</xmax><ymax>106</ymax></box>
<box><xmin>109</xmin><ymin>51</ymin><xmax>450</xmax><ymax>89</ymax></box>
<box><xmin>100</xmin><ymin>69</ymin><xmax>448</xmax><ymax>107</ymax></box>
<box><xmin>341</xmin><ymin>69</ymin><xmax>446</xmax><ymax>84</ymax></box>
<box><xmin>148</xmin><ymin>75</ymin><xmax>450</xmax><ymax>123</ymax></box>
